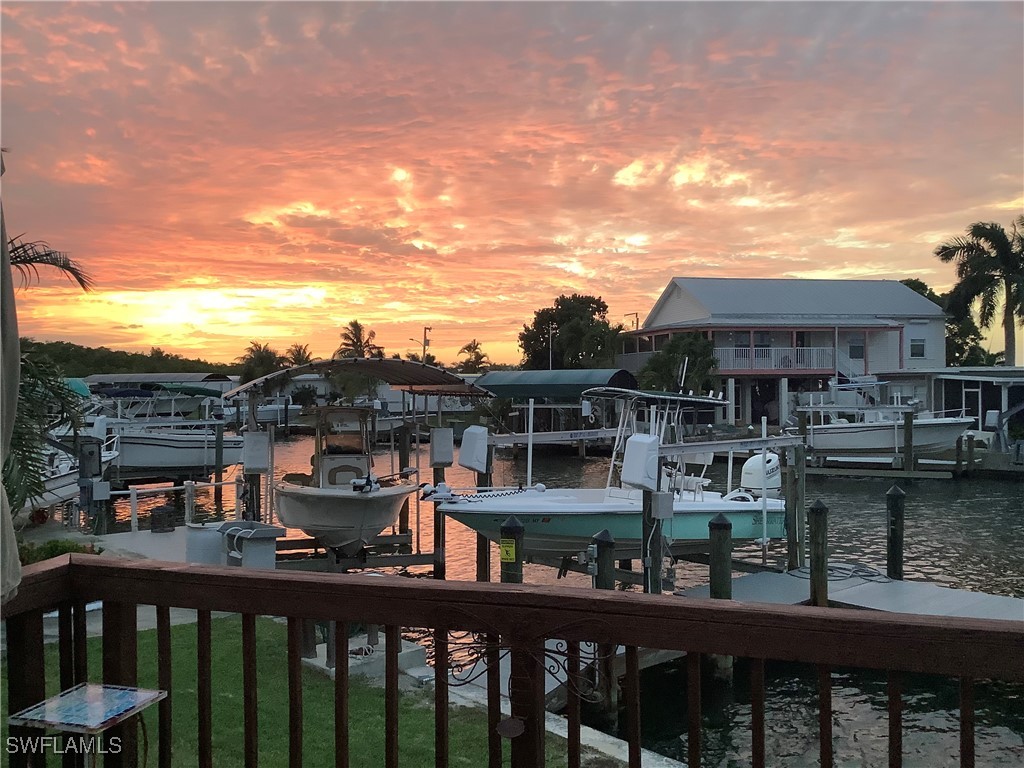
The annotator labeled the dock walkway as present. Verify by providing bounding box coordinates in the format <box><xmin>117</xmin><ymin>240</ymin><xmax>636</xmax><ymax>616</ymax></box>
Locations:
<box><xmin>678</xmin><ymin>563</ymin><xmax>1023</xmax><ymax>621</ymax></box>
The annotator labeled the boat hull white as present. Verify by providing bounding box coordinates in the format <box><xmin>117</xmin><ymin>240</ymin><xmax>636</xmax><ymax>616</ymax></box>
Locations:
<box><xmin>798</xmin><ymin>417</ymin><xmax>974</xmax><ymax>455</ymax></box>
<box><xmin>111</xmin><ymin>429</ymin><xmax>243</xmax><ymax>473</ymax></box>
<box><xmin>20</xmin><ymin>451</ymin><xmax>117</xmax><ymax>514</ymax></box>
<box><xmin>274</xmin><ymin>481</ymin><xmax>416</xmax><ymax>555</ymax></box>
<box><xmin>439</xmin><ymin>487</ymin><xmax>786</xmax><ymax>558</ymax></box>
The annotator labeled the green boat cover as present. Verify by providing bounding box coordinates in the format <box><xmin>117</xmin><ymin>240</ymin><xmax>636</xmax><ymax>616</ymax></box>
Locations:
<box><xmin>473</xmin><ymin>369</ymin><xmax>637</xmax><ymax>401</ymax></box>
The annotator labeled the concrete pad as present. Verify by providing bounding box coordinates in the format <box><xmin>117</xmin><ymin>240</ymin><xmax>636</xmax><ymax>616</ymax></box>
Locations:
<box><xmin>679</xmin><ymin>569</ymin><xmax>866</xmax><ymax>606</ymax></box>
<box><xmin>301</xmin><ymin>632</ymin><xmax>427</xmax><ymax>684</ymax></box>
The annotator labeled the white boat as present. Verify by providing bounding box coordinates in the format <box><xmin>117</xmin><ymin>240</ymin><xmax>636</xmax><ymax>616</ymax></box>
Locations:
<box><xmin>274</xmin><ymin>406</ymin><xmax>418</xmax><ymax>555</ymax></box>
<box><xmin>82</xmin><ymin>416</ymin><xmax>243</xmax><ymax>477</ymax></box>
<box><xmin>428</xmin><ymin>387</ymin><xmax>793</xmax><ymax>558</ymax></box>
<box><xmin>789</xmin><ymin>379</ymin><xmax>974</xmax><ymax>458</ymax></box>
<box><xmin>20</xmin><ymin>437</ymin><xmax>119</xmax><ymax>515</ymax></box>
<box><xmin>221</xmin><ymin>396</ymin><xmax>303</xmax><ymax>427</ymax></box>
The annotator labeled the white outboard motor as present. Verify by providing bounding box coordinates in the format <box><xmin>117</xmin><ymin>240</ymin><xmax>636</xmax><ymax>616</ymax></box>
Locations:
<box><xmin>739</xmin><ymin>451</ymin><xmax>782</xmax><ymax>499</ymax></box>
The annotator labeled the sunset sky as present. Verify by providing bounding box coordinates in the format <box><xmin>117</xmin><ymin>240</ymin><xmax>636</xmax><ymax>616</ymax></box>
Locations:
<box><xmin>3</xmin><ymin>1</ymin><xmax>1022</xmax><ymax>365</ymax></box>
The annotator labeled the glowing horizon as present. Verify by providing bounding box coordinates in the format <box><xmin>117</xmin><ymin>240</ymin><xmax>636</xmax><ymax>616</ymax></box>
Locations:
<box><xmin>3</xmin><ymin>2</ymin><xmax>1022</xmax><ymax>365</ymax></box>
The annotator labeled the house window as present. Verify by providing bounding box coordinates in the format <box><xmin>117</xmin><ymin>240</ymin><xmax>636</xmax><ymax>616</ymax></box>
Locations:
<box><xmin>910</xmin><ymin>338</ymin><xmax>926</xmax><ymax>358</ymax></box>
<box><xmin>848</xmin><ymin>333</ymin><xmax>865</xmax><ymax>360</ymax></box>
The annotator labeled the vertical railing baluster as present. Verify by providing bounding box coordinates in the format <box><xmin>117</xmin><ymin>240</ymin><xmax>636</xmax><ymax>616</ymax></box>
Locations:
<box><xmin>508</xmin><ymin>635</ymin><xmax>545</xmax><ymax>768</ymax></box>
<box><xmin>59</xmin><ymin>603</ymin><xmax>79</xmax><ymax>768</ymax></box>
<box><xmin>566</xmin><ymin>641</ymin><xmax>581</xmax><ymax>768</ymax></box>
<box><xmin>73</xmin><ymin>600</ymin><xmax>88</xmax><ymax>687</ymax></box>
<box><xmin>386</xmin><ymin>624</ymin><xmax>400</xmax><ymax>768</ymax></box>
<box><xmin>433</xmin><ymin>626</ymin><xmax>449</xmax><ymax>768</ymax></box>
<box><xmin>287</xmin><ymin>617</ymin><xmax>304</xmax><ymax>768</ymax></box>
<box><xmin>818</xmin><ymin>665</ymin><xmax>833</xmax><ymax>768</ymax></box>
<box><xmin>750</xmin><ymin>658</ymin><xmax>765</xmax><ymax>768</ymax></box>
<box><xmin>485</xmin><ymin>633</ymin><xmax>501</xmax><ymax>768</ymax></box>
<box><xmin>687</xmin><ymin>652</ymin><xmax>702</xmax><ymax>768</ymax></box>
<box><xmin>103</xmin><ymin>601</ymin><xmax>138</xmax><ymax>768</ymax></box>
<box><xmin>197</xmin><ymin>609</ymin><xmax>213</xmax><ymax>768</ymax></box>
<box><xmin>887</xmin><ymin>671</ymin><xmax>902</xmax><ymax>768</ymax></box>
<box><xmin>625</xmin><ymin>645</ymin><xmax>641</xmax><ymax>768</ymax></box>
<box><xmin>6</xmin><ymin>610</ymin><xmax>45</xmax><ymax>768</ymax></box>
<box><xmin>157</xmin><ymin>606</ymin><xmax>172</xmax><ymax>768</ymax></box>
<box><xmin>335</xmin><ymin>622</ymin><xmax>349</xmax><ymax>768</ymax></box>
<box><xmin>242</xmin><ymin>614</ymin><xmax>258</xmax><ymax>768</ymax></box>
<box><xmin>960</xmin><ymin>677</ymin><xmax>975</xmax><ymax>768</ymax></box>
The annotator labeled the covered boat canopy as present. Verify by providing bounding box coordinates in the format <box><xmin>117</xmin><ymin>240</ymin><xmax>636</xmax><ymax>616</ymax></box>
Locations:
<box><xmin>473</xmin><ymin>368</ymin><xmax>637</xmax><ymax>401</ymax></box>
<box><xmin>223</xmin><ymin>358</ymin><xmax>492</xmax><ymax>400</ymax></box>
<box><xmin>582</xmin><ymin>386</ymin><xmax>728</xmax><ymax>408</ymax></box>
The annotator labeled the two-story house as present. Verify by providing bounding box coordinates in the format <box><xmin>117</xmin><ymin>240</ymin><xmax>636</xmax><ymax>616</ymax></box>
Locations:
<box><xmin>617</xmin><ymin>277</ymin><xmax>947</xmax><ymax>426</ymax></box>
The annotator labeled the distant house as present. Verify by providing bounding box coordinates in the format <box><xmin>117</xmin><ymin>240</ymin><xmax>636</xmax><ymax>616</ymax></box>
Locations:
<box><xmin>617</xmin><ymin>277</ymin><xmax>947</xmax><ymax>426</ymax></box>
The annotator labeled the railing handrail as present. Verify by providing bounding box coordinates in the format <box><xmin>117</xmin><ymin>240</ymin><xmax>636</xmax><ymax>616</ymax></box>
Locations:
<box><xmin>4</xmin><ymin>555</ymin><xmax>1022</xmax><ymax>682</ymax></box>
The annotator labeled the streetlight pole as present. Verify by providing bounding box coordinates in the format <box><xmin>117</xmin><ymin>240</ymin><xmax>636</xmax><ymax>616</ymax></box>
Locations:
<box><xmin>409</xmin><ymin>326</ymin><xmax>431</xmax><ymax>363</ymax></box>
<box><xmin>548</xmin><ymin>323</ymin><xmax>554</xmax><ymax>370</ymax></box>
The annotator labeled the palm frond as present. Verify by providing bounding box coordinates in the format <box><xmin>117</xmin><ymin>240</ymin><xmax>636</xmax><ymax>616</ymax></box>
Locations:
<box><xmin>8</xmin><ymin>236</ymin><xmax>94</xmax><ymax>291</ymax></box>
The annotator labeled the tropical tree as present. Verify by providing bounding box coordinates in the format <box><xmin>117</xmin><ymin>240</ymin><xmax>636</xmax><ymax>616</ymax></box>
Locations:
<box><xmin>2</xmin><ymin>224</ymin><xmax>92</xmax><ymax>515</ymax></box>
<box><xmin>334</xmin><ymin>320</ymin><xmax>383</xmax><ymax>359</ymax></box>
<box><xmin>457</xmin><ymin>339</ymin><xmax>490</xmax><ymax>373</ymax></box>
<box><xmin>637</xmin><ymin>333</ymin><xmax>719</xmax><ymax>393</ymax></box>
<box><xmin>284</xmin><ymin>343</ymin><xmax>314</xmax><ymax>367</ymax></box>
<box><xmin>235</xmin><ymin>341</ymin><xmax>285</xmax><ymax>384</ymax></box>
<box><xmin>934</xmin><ymin>216</ymin><xmax>1024</xmax><ymax>366</ymax></box>
<box><xmin>519</xmin><ymin>294</ymin><xmax>622</xmax><ymax>370</ymax></box>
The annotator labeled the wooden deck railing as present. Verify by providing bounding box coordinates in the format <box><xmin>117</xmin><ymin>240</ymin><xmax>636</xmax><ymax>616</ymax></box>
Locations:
<box><xmin>3</xmin><ymin>555</ymin><xmax>1023</xmax><ymax>768</ymax></box>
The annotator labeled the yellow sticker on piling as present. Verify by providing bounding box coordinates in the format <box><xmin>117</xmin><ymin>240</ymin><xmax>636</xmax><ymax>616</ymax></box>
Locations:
<box><xmin>499</xmin><ymin>538</ymin><xmax>516</xmax><ymax>563</ymax></box>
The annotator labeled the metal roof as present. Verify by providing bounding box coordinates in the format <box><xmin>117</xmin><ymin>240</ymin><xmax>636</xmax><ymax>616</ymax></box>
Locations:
<box><xmin>84</xmin><ymin>372</ymin><xmax>235</xmax><ymax>383</ymax></box>
<box><xmin>652</xmin><ymin>277</ymin><xmax>944</xmax><ymax>327</ymax></box>
<box><xmin>223</xmin><ymin>358</ymin><xmax>491</xmax><ymax>399</ymax></box>
<box><xmin>473</xmin><ymin>369</ymin><xmax>637</xmax><ymax>400</ymax></box>
<box><xmin>642</xmin><ymin>314</ymin><xmax>903</xmax><ymax>332</ymax></box>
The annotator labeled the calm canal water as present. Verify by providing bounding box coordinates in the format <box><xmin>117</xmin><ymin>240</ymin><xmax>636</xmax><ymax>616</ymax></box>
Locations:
<box><xmin>107</xmin><ymin>434</ymin><xmax>1023</xmax><ymax>766</ymax></box>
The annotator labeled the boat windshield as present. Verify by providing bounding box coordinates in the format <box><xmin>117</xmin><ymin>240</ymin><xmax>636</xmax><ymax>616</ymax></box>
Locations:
<box><xmin>324</xmin><ymin>433</ymin><xmax>365</xmax><ymax>454</ymax></box>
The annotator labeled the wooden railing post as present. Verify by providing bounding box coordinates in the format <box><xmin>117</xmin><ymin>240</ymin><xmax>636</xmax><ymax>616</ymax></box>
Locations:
<box><xmin>886</xmin><ymin>485</ymin><xmax>906</xmax><ymax>581</ymax></box>
<box><xmin>809</xmin><ymin>500</ymin><xmax>829</xmax><ymax>607</ymax></box>
<box><xmin>6</xmin><ymin>610</ymin><xmax>45</xmax><ymax>768</ymax></box>
<box><xmin>102</xmin><ymin>601</ymin><xmax>138</xmax><ymax>768</ymax></box>
<box><xmin>507</xmin><ymin>634</ymin><xmax>545</xmax><ymax>768</ymax></box>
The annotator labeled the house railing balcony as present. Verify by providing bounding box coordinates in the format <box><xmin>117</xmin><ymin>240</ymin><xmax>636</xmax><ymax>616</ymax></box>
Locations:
<box><xmin>714</xmin><ymin>346</ymin><xmax>835</xmax><ymax>373</ymax></box>
<box><xmin>3</xmin><ymin>555</ymin><xmax>1021</xmax><ymax>768</ymax></box>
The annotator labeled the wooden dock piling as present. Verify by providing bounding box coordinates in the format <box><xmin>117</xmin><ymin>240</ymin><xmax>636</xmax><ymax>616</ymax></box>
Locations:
<box><xmin>475</xmin><ymin>443</ymin><xmax>494</xmax><ymax>583</ymax></box>
<box><xmin>592</xmin><ymin>529</ymin><xmax>616</xmax><ymax>591</ymax></box>
<box><xmin>902</xmin><ymin>413</ymin><xmax>915</xmax><ymax>470</ymax></box>
<box><xmin>886</xmin><ymin>485</ymin><xmax>906</xmax><ymax>581</ymax></box>
<box><xmin>432</xmin><ymin>465</ymin><xmax>446</xmax><ymax>580</ymax></box>
<box><xmin>809</xmin><ymin>500</ymin><xmax>829</xmax><ymax>607</ymax></box>
<box><xmin>499</xmin><ymin>516</ymin><xmax>525</xmax><ymax>585</ymax></box>
<box><xmin>708</xmin><ymin>513</ymin><xmax>734</xmax><ymax>680</ymax></box>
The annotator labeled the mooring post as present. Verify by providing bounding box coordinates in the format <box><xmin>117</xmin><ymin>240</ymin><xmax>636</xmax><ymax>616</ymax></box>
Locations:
<box><xmin>475</xmin><ymin>443</ymin><xmax>494</xmax><ymax>582</ymax></box>
<box><xmin>77</xmin><ymin>435</ymin><xmax>103</xmax><ymax>534</ymax></box>
<box><xmin>785</xmin><ymin>449</ymin><xmax>798</xmax><ymax>571</ymax></box>
<box><xmin>709</xmin><ymin>513</ymin><xmax>734</xmax><ymax>681</ymax></box>
<box><xmin>184</xmin><ymin>480</ymin><xmax>196</xmax><ymax>525</ymax></box>
<box><xmin>796</xmin><ymin>443</ymin><xmax>807</xmax><ymax>567</ymax></box>
<box><xmin>809</xmin><ymin>500</ymin><xmax>829</xmax><ymax>607</ymax></box>
<box><xmin>592</xmin><ymin>529</ymin><xmax>616</xmax><ymax>591</ymax></box>
<box><xmin>300</xmin><ymin>619</ymin><xmax>318</xmax><ymax>659</ymax></box>
<box><xmin>954</xmin><ymin>435</ymin><xmax>964</xmax><ymax>478</ymax></box>
<box><xmin>886</xmin><ymin>485</ymin><xmax>906</xmax><ymax>580</ymax></box>
<box><xmin>902</xmin><ymin>412</ymin><xmax>915</xmax><ymax>471</ymax></box>
<box><xmin>397</xmin><ymin>425</ymin><xmax>411</xmax><ymax>534</ymax></box>
<box><xmin>432</xmin><ymin>464</ymin><xmax>446</xmax><ymax>580</ymax></box>
<box><xmin>214</xmin><ymin>421</ymin><xmax>225</xmax><ymax>512</ymax></box>
<box><xmin>234</xmin><ymin>475</ymin><xmax>245</xmax><ymax>520</ymax></box>
<box><xmin>500</xmin><ymin>516</ymin><xmax>525</xmax><ymax>584</ymax></box>
<box><xmin>966</xmin><ymin>432</ymin><xmax>976</xmax><ymax>477</ymax></box>
<box><xmin>642</xmin><ymin>491</ymin><xmax>669</xmax><ymax>594</ymax></box>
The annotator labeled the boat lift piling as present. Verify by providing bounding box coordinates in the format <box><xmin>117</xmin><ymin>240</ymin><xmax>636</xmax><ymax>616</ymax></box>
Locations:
<box><xmin>809</xmin><ymin>500</ymin><xmax>830</xmax><ymax>607</ymax></box>
<box><xmin>708</xmin><ymin>513</ymin><xmax>734</xmax><ymax>681</ymax></box>
<box><xmin>474</xmin><ymin>443</ymin><xmax>495</xmax><ymax>583</ymax></box>
<box><xmin>886</xmin><ymin>485</ymin><xmax>905</xmax><ymax>580</ymax></box>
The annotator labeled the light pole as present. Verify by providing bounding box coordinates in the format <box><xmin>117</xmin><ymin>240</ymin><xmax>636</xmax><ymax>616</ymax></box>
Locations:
<box><xmin>624</xmin><ymin>312</ymin><xmax>639</xmax><ymax>331</ymax></box>
<box><xmin>548</xmin><ymin>323</ymin><xmax>555</xmax><ymax>370</ymax></box>
<box><xmin>411</xmin><ymin>326</ymin><xmax>432</xmax><ymax>363</ymax></box>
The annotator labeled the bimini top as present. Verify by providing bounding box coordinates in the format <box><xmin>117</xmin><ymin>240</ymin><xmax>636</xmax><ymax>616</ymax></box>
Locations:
<box><xmin>582</xmin><ymin>386</ymin><xmax>729</xmax><ymax>408</ymax></box>
<box><xmin>473</xmin><ymin>368</ymin><xmax>637</xmax><ymax>400</ymax></box>
<box><xmin>223</xmin><ymin>358</ymin><xmax>492</xmax><ymax>400</ymax></box>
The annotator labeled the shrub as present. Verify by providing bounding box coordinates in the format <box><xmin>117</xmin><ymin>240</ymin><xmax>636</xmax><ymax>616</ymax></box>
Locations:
<box><xmin>18</xmin><ymin>539</ymin><xmax>101</xmax><ymax>565</ymax></box>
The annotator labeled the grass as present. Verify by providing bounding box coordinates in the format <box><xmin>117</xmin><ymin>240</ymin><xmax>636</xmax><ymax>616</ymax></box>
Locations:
<box><xmin>2</xmin><ymin>614</ymin><xmax>615</xmax><ymax>767</ymax></box>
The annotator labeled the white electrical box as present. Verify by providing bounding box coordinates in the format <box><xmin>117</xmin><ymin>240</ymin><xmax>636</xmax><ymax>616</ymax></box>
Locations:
<box><xmin>92</xmin><ymin>481</ymin><xmax>111</xmax><ymax>502</ymax></box>
<box><xmin>651</xmin><ymin>491</ymin><xmax>673</xmax><ymax>520</ymax></box>
<box><xmin>458</xmin><ymin>426</ymin><xmax>490</xmax><ymax>473</ymax></box>
<box><xmin>430</xmin><ymin>428</ymin><xmax>455</xmax><ymax>467</ymax></box>
<box><xmin>621</xmin><ymin>433</ymin><xmax>660</xmax><ymax>490</ymax></box>
<box><xmin>242</xmin><ymin>431</ymin><xmax>270</xmax><ymax>473</ymax></box>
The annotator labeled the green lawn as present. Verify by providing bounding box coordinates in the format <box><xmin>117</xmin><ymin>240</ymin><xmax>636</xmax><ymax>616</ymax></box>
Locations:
<box><xmin>2</xmin><ymin>614</ymin><xmax>604</xmax><ymax>767</ymax></box>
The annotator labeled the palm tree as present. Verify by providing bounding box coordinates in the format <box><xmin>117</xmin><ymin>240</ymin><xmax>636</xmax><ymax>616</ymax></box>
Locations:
<box><xmin>457</xmin><ymin>339</ymin><xmax>491</xmax><ymax>373</ymax></box>
<box><xmin>935</xmin><ymin>216</ymin><xmax>1024</xmax><ymax>366</ymax></box>
<box><xmin>235</xmin><ymin>341</ymin><xmax>285</xmax><ymax>384</ymax></box>
<box><xmin>284</xmin><ymin>343</ymin><xmax>314</xmax><ymax>367</ymax></box>
<box><xmin>334</xmin><ymin>320</ymin><xmax>383</xmax><ymax>359</ymax></box>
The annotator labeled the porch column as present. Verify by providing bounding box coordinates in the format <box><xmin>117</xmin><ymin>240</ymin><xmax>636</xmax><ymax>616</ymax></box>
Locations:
<box><xmin>779</xmin><ymin>377</ymin><xmax>790</xmax><ymax>425</ymax></box>
<box><xmin>742</xmin><ymin>381</ymin><xmax>752</xmax><ymax>427</ymax></box>
<box><xmin>899</xmin><ymin>326</ymin><xmax>905</xmax><ymax>369</ymax></box>
<box><xmin>726</xmin><ymin>378</ymin><xmax>736</xmax><ymax>425</ymax></box>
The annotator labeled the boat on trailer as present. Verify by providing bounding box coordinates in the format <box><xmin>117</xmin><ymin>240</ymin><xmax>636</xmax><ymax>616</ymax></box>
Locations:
<box><xmin>274</xmin><ymin>406</ymin><xmax>418</xmax><ymax>555</ymax></box>
<box><xmin>428</xmin><ymin>386</ymin><xmax>795</xmax><ymax>558</ymax></box>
